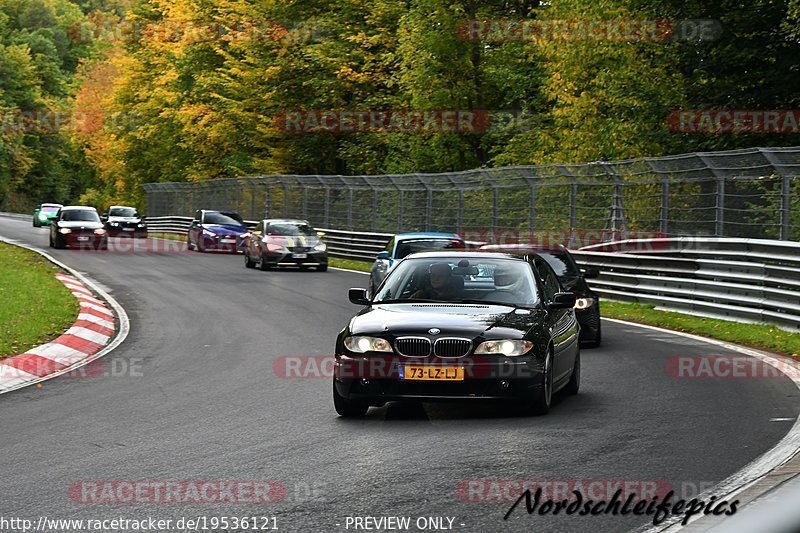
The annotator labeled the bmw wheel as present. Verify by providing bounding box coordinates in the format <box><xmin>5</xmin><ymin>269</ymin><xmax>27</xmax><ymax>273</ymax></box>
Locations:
<box><xmin>244</xmin><ymin>252</ymin><xmax>256</xmax><ymax>269</ymax></box>
<box><xmin>333</xmin><ymin>381</ymin><xmax>369</xmax><ymax>418</ymax></box>
<box><xmin>564</xmin><ymin>350</ymin><xmax>580</xmax><ymax>395</ymax></box>
<box><xmin>526</xmin><ymin>351</ymin><xmax>553</xmax><ymax>415</ymax></box>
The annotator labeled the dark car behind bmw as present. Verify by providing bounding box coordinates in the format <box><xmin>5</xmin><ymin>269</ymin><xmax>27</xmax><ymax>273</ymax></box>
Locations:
<box><xmin>102</xmin><ymin>205</ymin><xmax>147</xmax><ymax>238</ymax></box>
<box><xmin>333</xmin><ymin>251</ymin><xmax>580</xmax><ymax>418</ymax></box>
<box><xmin>480</xmin><ymin>243</ymin><xmax>602</xmax><ymax>346</ymax></box>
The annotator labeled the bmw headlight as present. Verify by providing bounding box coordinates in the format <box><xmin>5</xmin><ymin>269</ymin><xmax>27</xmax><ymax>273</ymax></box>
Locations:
<box><xmin>137</xmin><ymin>223</ymin><xmax>146</xmax><ymax>228</ymax></box>
<box><xmin>344</xmin><ymin>336</ymin><xmax>393</xmax><ymax>353</ymax></box>
<box><xmin>94</xmin><ymin>228</ymin><xmax>106</xmax><ymax>235</ymax></box>
<box><xmin>110</xmin><ymin>222</ymin><xmax>119</xmax><ymax>226</ymax></box>
<box><xmin>58</xmin><ymin>228</ymin><xmax>72</xmax><ymax>234</ymax></box>
<box><xmin>314</xmin><ymin>242</ymin><xmax>327</xmax><ymax>252</ymax></box>
<box><xmin>474</xmin><ymin>339</ymin><xmax>533</xmax><ymax>356</ymax></box>
<box><xmin>202</xmin><ymin>228</ymin><xmax>216</xmax><ymax>237</ymax></box>
<box><xmin>574</xmin><ymin>297</ymin><xmax>595</xmax><ymax>310</ymax></box>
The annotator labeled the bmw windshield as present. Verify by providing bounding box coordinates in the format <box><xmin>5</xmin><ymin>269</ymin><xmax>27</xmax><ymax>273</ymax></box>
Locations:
<box><xmin>373</xmin><ymin>257</ymin><xmax>540</xmax><ymax>308</ymax></box>
<box><xmin>267</xmin><ymin>223</ymin><xmax>316</xmax><ymax>236</ymax></box>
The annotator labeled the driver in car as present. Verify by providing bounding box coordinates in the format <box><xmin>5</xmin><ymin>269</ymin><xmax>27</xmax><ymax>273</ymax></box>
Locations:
<box><xmin>410</xmin><ymin>263</ymin><xmax>462</xmax><ymax>300</ymax></box>
<box><xmin>484</xmin><ymin>265</ymin><xmax>531</xmax><ymax>304</ymax></box>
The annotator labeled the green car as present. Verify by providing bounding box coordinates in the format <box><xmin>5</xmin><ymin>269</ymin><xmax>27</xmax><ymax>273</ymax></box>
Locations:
<box><xmin>33</xmin><ymin>203</ymin><xmax>63</xmax><ymax>227</ymax></box>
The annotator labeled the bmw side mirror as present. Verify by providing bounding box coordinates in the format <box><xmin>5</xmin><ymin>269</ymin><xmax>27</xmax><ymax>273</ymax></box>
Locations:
<box><xmin>377</xmin><ymin>251</ymin><xmax>389</xmax><ymax>260</ymax></box>
<box><xmin>349</xmin><ymin>288</ymin><xmax>371</xmax><ymax>306</ymax></box>
<box><xmin>548</xmin><ymin>292</ymin><xmax>576</xmax><ymax>310</ymax></box>
<box><xmin>583</xmin><ymin>268</ymin><xmax>599</xmax><ymax>279</ymax></box>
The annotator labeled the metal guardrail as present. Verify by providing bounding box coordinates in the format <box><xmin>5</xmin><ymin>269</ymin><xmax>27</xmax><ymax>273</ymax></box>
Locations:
<box><xmin>24</xmin><ymin>214</ymin><xmax>800</xmax><ymax>331</ymax></box>
<box><xmin>0</xmin><ymin>212</ymin><xmax>33</xmax><ymax>221</ymax></box>
<box><xmin>572</xmin><ymin>237</ymin><xmax>800</xmax><ymax>331</ymax></box>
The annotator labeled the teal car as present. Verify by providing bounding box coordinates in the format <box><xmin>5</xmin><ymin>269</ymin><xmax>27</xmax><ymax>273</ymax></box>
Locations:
<box><xmin>33</xmin><ymin>203</ymin><xmax>63</xmax><ymax>227</ymax></box>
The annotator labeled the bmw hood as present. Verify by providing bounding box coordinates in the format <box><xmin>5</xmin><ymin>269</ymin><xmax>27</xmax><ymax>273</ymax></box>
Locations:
<box><xmin>349</xmin><ymin>303</ymin><xmax>545</xmax><ymax>339</ymax></box>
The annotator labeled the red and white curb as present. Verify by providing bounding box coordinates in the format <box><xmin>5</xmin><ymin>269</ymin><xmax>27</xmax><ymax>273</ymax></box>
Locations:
<box><xmin>0</xmin><ymin>237</ymin><xmax>129</xmax><ymax>394</ymax></box>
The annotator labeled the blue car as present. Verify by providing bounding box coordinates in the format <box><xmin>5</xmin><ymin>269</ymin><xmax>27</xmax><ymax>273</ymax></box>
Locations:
<box><xmin>187</xmin><ymin>210</ymin><xmax>249</xmax><ymax>253</ymax></box>
<box><xmin>368</xmin><ymin>232</ymin><xmax>466</xmax><ymax>294</ymax></box>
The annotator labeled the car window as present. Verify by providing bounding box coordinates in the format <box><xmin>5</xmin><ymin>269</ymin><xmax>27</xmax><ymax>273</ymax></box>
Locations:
<box><xmin>374</xmin><ymin>257</ymin><xmax>539</xmax><ymax>307</ymax></box>
<box><xmin>109</xmin><ymin>207</ymin><xmax>138</xmax><ymax>217</ymax></box>
<box><xmin>535</xmin><ymin>259</ymin><xmax>561</xmax><ymax>301</ymax></box>
<box><xmin>203</xmin><ymin>212</ymin><xmax>243</xmax><ymax>225</ymax></box>
<box><xmin>61</xmin><ymin>210</ymin><xmax>100</xmax><ymax>222</ymax></box>
<box><xmin>539</xmin><ymin>251</ymin><xmax>579</xmax><ymax>278</ymax></box>
<box><xmin>266</xmin><ymin>222</ymin><xmax>316</xmax><ymax>236</ymax></box>
<box><xmin>394</xmin><ymin>238</ymin><xmax>465</xmax><ymax>259</ymax></box>
<box><xmin>40</xmin><ymin>206</ymin><xmax>60</xmax><ymax>213</ymax></box>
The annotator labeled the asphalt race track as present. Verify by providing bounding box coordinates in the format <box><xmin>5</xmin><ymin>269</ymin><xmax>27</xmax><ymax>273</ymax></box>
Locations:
<box><xmin>1</xmin><ymin>215</ymin><xmax>798</xmax><ymax>533</ymax></box>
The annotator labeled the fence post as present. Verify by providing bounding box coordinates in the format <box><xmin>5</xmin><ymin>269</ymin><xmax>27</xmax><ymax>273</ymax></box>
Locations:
<box><xmin>715</xmin><ymin>176</ymin><xmax>725</xmax><ymax>237</ymax></box>
<box><xmin>781</xmin><ymin>176</ymin><xmax>791</xmax><ymax>240</ymax></box>
<box><xmin>371</xmin><ymin>189</ymin><xmax>378</xmax><ymax>232</ymax></box>
<box><xmin>457</xmin><ymin>190</ymin><xmax>463</xmax><ymax>233</ymax></box>
<box><xmin>347</xmin><ymin>187</ymin><xmax>354</xmax><ymax>230</ymax></box>
<box><xmin>759</xmin><ymin>148</ymin><xmax>794</xmax><ymax>240</ymax></box>
<box><xmin>324</xmin><ymin>185</ymin><xmax>330</xmax><ymax>227</ymax></box>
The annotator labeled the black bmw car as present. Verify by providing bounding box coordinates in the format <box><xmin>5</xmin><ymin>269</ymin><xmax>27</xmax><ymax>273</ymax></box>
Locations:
<box><xmin>333</xmin><ymin>251</ymin><xmax>580</xmax><ymax>417</ymax></box>
<box><xmin>480</xmin><ymin>244</ymin><xmax>602</xmax><ymax>346</ymax></box>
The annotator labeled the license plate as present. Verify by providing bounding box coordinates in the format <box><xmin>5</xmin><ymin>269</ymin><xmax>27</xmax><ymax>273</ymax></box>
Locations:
<box><xmin>292</xmin><ymin>253</ymin><xmax>307</xmax><ymax>259</ymax></box>
<box><xmin>122</xmin><ymin>227</ymin><xmax>134</xmax><ymax>231</ymax></box>
<box><xmin>401</xmin><ymin>366</ymin><xmax>464</xmax><ymax>381</ymax></box>
<box><xmin>221</xmin><ymin>239</ymin><xmax>235</xmax><ymax>243</ymax></box>
<box><xmin>76</xmin><ymin>236</ymin><xmax>89</xmax><ymax>242</ymax></box>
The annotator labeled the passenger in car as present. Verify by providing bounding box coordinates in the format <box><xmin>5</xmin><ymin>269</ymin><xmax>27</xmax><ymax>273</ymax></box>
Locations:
<box><xmin>410</xmin><ymin>263</ymin><xmax>463</xmax><ymax>300</ymax></box>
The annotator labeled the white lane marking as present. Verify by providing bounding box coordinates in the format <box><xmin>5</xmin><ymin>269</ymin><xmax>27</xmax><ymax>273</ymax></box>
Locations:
<box><xmin>770</xmin><ymin>418</ymin><xmax>796</xmax><ymax>422</ymax></box>
<box><xmin>330</xmin><ymin>266</ymin><xmax>370</xmax><ymax>275</ymax></box>
<box><xmin>606</xmin><ymin>317</ymin><xmax>800</xmax><ymax>532</ymax></box>
<box><xmin>0</xmin><ymin>235</ymin><xmax>130</xmax><ymax>394</ymax></box>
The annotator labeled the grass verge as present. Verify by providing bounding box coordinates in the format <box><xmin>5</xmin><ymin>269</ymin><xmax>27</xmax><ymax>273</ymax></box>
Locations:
<box><xmin>0</xmin><ymin>242</ymin><xmax>79</xmax><ymax>357</ymax></box>
<box><xmin>329</xmin><ymin>257</ymin><xmax>372</xmax><ymax>273</ymax></box>
<box><xmin>602</xmin><ymin>301</ymin><xmax>800</xmax><ymax>357</ymax></box>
